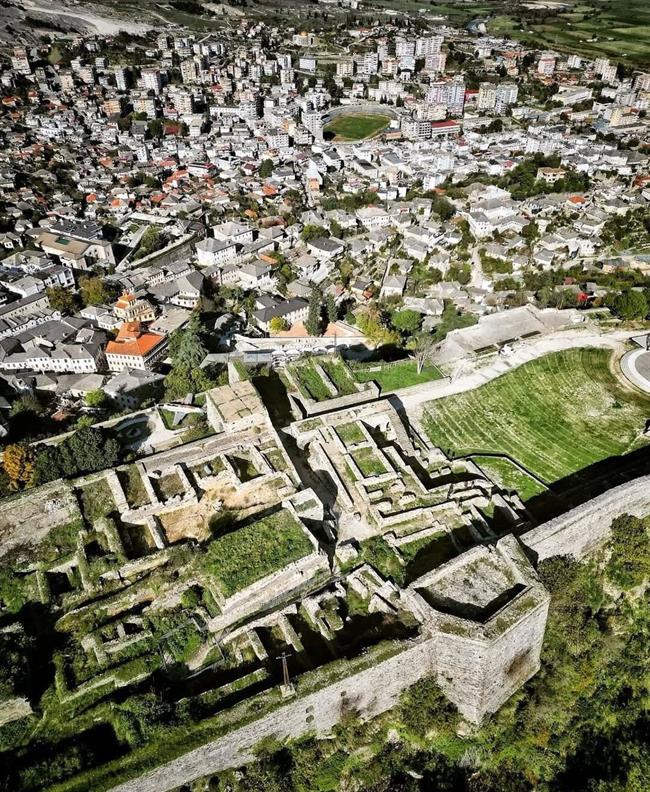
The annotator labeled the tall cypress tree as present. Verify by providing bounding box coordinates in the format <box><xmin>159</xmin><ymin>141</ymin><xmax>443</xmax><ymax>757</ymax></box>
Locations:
<box><xmin>306</xmin><ymin>289</ymin><xmax>322</xmax><ymax>336</ymax></box>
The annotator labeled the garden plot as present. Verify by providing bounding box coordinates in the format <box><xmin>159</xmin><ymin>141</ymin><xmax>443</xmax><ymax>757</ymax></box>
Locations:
<box><xmin>351</xmin><ymin>447</ymin><xmax>388</xmax><ymax>478</ymax></box>
<box><xmin>285</xmin><ymin>356</ymin><xmax>376</xmax><ymax>412</ymax></box>
<box><xmin>118</xmin><ymin>465</ymin><xmax>150</xmax><ymax>509</ymax></box>
<box><xmin>424</xmin><ymin>349</ymin><xmax>650</xmax><ymax>484</ymax></box>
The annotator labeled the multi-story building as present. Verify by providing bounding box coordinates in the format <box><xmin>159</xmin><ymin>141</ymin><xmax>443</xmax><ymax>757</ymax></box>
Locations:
<box><xmin>495</xmin><ymin>83</ymin><xmax>519</xmax><ymax>113</ymax></box>
<box><xmin>11</xmin><ymin>48</ymin><xmax>31</xmax><ymax>75</ymax></box>
<box><xmin>633</xmin><ymin>72</ymin><xmax>650</xmax><ymax>92</ymax></box>
<box><xmin>537</xmin><ymin>52</ymin><xmax>556</xmax><ymax>76</ymax></box>
<box><xmin>180</xmin><ymin>59</ymin><xmax>198</xmax><ymax>83</ymax></box>
<box><xmin>302</xmin><ymin>110</ymin><xmax>323</xmax><ymax>141</ymax></box>
<box><xmin>424</xmin><ymin>52</ymin><xmax>446</xmax><ymax>74</ymax></box>
<box><xmin>336</xmin><ymin>60</ymin><xmax>354</xmax><ymax>78</ymax></box>
<box><xmin>426</xmin><ymin>81</ymin><xmax>448</xmax><ymax>105</ymax></box>
<box><xmin>447</xmin><ymin>76</ymin><xmax>465</xmax><ymax>115</ymax></box>
<box><xmin>478</xmin><ymin>82</ymin><xmax>497</xmax><ymax>111</ymax></box>
<box><xmin>114</xmin><ymin>67</ymin><xmax>129</xmax><ymax>91</ymax></box>
<box><xmin>395</xmin><ymin>38</ymin><xmax>416</xmax><ymax>59</ymax></box>
<box><xmin>416</xmin><ymin>36</ymin><xmax>443</xmax><ymax>57</ymax></box>
<box><xmin>141</xmin><ymin>68</ymin><xmax>163</xmax><ymax>95</ymax></box>
<box><xmin>105</xmin><ymin>322</ymin><xmax>168</xmax><ymax>372</ymax></box>
<box><xmin>113</xmin><ymin>293</ymin><xmax>157</xmax><ymax>324</ymax></box>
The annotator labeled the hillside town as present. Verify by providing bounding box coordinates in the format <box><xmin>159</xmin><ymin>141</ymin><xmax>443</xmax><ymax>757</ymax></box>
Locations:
<box><xmin>0</xmin><ymin>3</ymin><xmax>650</xmax><ymax>792</ymax></box>
<box><xmin>0</xmin><ymin>7</ymin><xmax>648</xmax><ymax>439</ymax></box>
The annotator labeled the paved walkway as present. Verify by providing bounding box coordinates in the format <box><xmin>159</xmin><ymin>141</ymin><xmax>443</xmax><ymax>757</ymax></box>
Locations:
<box><xmin>391</xmin><ymin>328</ymin><xmax>632</xmax><ymax>418</ymax></box>
<box><xmin>620</xmin><ymin>347</ymin><xmax>650</xmax><ymax>394</ymax></box>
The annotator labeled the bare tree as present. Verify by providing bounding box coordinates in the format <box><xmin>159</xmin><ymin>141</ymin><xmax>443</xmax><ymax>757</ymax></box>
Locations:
<box><xmin>413</xmin><ymin>332</ymin><xmax>437</xmax><ymax>374</ymax></box>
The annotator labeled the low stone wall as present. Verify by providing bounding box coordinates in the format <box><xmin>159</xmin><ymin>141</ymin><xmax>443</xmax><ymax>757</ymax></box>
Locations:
<box><xmin>520</xmin><ymin>474</ymin><xmax>650</xmax><ymax>562</ymax></box>
<box><xmin>207</xmin><ymin>552</ymin><xmax>330</xmax><ymax>633</ymax></box>
<box><xmin>107</xmin><ymin>638</ymin><xmax>437</xmax><ymax>792</ymax></box>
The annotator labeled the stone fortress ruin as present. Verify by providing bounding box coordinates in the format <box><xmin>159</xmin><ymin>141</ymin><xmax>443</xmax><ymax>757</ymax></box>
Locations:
<box><xmin>1</xmin><ymin>374</ymin><xmax>649</xmax><ymax>792</ymax></box>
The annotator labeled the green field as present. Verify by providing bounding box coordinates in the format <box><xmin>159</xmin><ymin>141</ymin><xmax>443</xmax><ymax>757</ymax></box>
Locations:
<box><xmin>424</xmin><ymin>349</ymin><xmax>650</xmax><ymax>484</ymax></box>
<box><xmin>323</xmin><ymin>113</ymin><xmax>392</xmax><ymax>141</ymax></box>
<box><xmin>472</xmin><ymin>456</ymin><xmax>547</xmax><ymax>501</ymax></box>
<box><xmin>354</xmin><ymin>360</ymin><xmax>443</xmax><ymax>393</ymax></box>
<box><xmin>488</xmin><ymin>1</ymin><xmax>650</xmax><ymax>67</ymax></box>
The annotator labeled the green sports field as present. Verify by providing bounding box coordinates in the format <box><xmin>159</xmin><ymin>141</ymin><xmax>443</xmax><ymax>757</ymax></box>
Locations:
<box><xmin>424</xmin><ymin>349</ymin><xmax>650</xmax><ymax>484</ymax></box>
<box><xmin>323</xmin><ymin>113</ymin><xmax>392</xmax><ymax>141</ymax></box>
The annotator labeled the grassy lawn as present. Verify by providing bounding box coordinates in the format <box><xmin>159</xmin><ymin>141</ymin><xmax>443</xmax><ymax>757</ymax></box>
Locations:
<box><xmin>202</xmin><ymin>509</ymin><xmax>314</xmax><ymax>597</ymax></box>
<box><xmin>472</xmin><ymin>456</ymin><xmax>547</xmax><ymax>502</ymax></box>
<box><xmin>423</xmin><ymin>349</ymin><xmax>650</xmax><ymax>484</ymax></box>
<box><xmin>324</xmin><ymin>113</ymin><xmax>391</xmax><ymax>141</ymax></box>
<box><xmin>352</xmin><ymin>447</ymin><xmax>387</xmax><ymax>477</ymax></box>
<box><xmin>336</xmin><ymin>422</ymin><xmax>366</xmax><ymax>447</ymax></box>
<box><xmin>354</xmin><ymin>360</ymin><xmax>443</xmax><ymax>393</ymax></box>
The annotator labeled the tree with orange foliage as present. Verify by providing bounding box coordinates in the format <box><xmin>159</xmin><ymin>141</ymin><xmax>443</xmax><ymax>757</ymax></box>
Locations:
<box><xmin>3</xmin><ymin>444</ymin><xmax>34</xmax><ymax>489</ymax></box>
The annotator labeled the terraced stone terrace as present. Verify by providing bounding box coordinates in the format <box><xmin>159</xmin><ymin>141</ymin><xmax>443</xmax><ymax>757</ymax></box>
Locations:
<box><xmin>283</xmin><ymin>355</ymin><xmax>379</xmax><ymax>416</ymax></box>
<box><xmin>290</xmin><ymin>400</ymin><xmax>509</xmax><ymax>550</ymax></box>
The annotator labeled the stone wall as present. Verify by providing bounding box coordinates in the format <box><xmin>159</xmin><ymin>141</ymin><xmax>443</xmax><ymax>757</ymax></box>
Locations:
<box><xmin>520</xmin><ymin>474</ymin><xmax>650</xmax><ymax>562</ymax></box>
<box><xmin>107</xmin><ymin>638</ymin><xmax>437</xmax><ymax>792</ymax></box>
<box><xmin>118</xmin><ymin>234</ymin><xmax>195</xmax><ymax>272</ymax></box>
<box><xmin>429</xmin><ymin>595</ymin><xmax>549</xmax><ymax>723</ymax></box>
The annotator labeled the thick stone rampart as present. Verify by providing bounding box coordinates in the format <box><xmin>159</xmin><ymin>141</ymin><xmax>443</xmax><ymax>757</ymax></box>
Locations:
<box><xmin>107</xmin><ymin>638</ymin><xmax>437</xmax><ymax>792</ymax></box>
<box><xmin>520</xmin><ymin>474</ymin><xmax>650</xmax><ymax>562</ymax></box>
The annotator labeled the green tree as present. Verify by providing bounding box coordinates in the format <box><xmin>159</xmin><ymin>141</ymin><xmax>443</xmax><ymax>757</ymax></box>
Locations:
<box><xmin>79</xmin><ymin>275</ymin><xmax>113</xmax><ymax>306</ymax></box>
<box><xmin>164</xmin><ymin>314</ymin><xmax>215</xmax><ymax>399</ymax></box>
<box><xmin>85</xmin><ymin>389</ymin><xmax>107</xmax><ymax>408</ymax></box>
<box><xmin>355</xmin><ymin>309</ymin><xmax>400</xmax><ymax>347</ymax></box>
<box><xmin>606</xmin><ymin>514</ymin><xmax>650</xmax><ymax>590</ymax></box>
<box><xmin>32</xmin><ymin>427</ymin><xmax>120</xmax><ymax>484</ymax></box>
<box><xmin>431</xmin><ymin>196</ymin><xmax>455</xmax><ymax>221</ymax></box>
<box><xmin>522</xmin><ymin>219</ymin><xmax>540</xmax><ymax>245</ymax></box>
<box><xmin>325</xmin><ymin>293</ymin><xmax>337</xmax><ymax>324</ymax></box>
<box><xmin>268</xmin><ymin>316</ymin><xmax>289</xmax><ymax>334</ymax></box>
<box><xmin>134</xmin><ymin>226</ymin><xmax>162</xmax><ymax>260</ymax></box>
<box><xmin>258</xmin><ymin>159</ymin><xmax>274</xmax><ymax>179</ymax></box>
<box><xmin>390</xmin><ymin>308</ymin><xmax>421</xmax><ymax>335</ymax></box>
<box><xmin>607</xmin><ymin>290</ymin><xmax>648</xmax><ymax>320</ymax></box>
<box><xmin>305</xmin><ymin>289</ymin><xmax>322</xmax><ymax>336</ymax></box>
<box><xmin>46</xmin><ymin>286</ymin><xmax>78</xmax><ymax>315</ymax></box>
<box><xmin>301</xmin><ymin>225</ymin><xmax>327</xmax><ymax>243</ymax></box>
